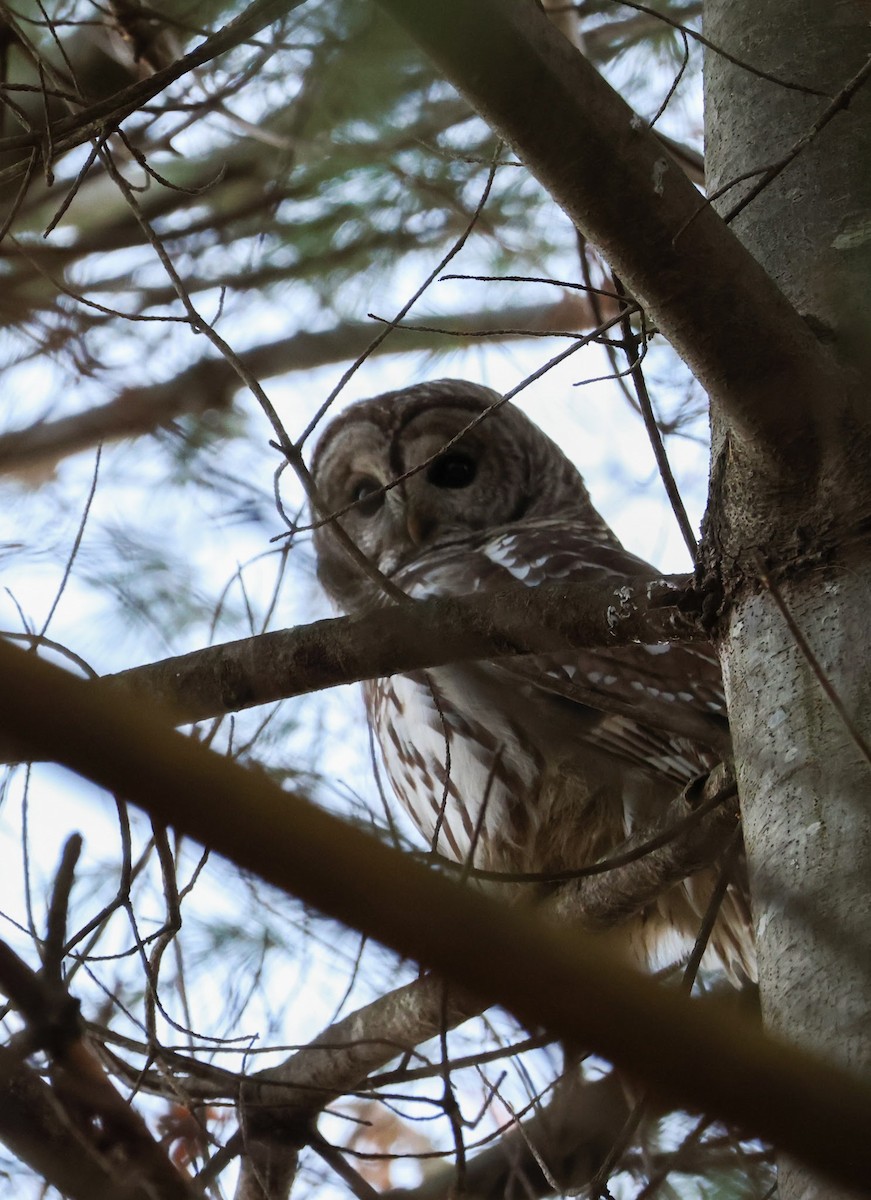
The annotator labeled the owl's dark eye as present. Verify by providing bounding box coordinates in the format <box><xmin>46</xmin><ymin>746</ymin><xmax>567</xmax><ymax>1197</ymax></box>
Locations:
<box><xmin>427</xmin><ymin>452</ymin><xmax>477</xmax><ymax>489</ymax></box>
<box><xmin>350</xmin><ymin>478</ymin><xmax>384</xmax><ymax>517</ymax></box>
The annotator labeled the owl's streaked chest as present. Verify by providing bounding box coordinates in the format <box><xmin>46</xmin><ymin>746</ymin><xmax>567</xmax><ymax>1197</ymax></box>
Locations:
<box><xmin>364</xmin><ymin>664</ymin><xmax>627</xmax><ymax>874</ymax></box>
<box><xmin>365</xmin><ymin>668</ymin><xmax>539</xmax><ymax>865</ymax></box>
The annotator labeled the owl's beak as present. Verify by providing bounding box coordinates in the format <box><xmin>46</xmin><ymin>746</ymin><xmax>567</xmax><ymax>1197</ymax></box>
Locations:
<box><xmin>405</xmin><ymin>504</ymin><xmax>437</xmax><ymax>546</ymax></box>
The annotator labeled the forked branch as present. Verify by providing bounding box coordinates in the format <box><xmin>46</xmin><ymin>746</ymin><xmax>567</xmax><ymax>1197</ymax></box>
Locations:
<box><xmin>375</xmin><ymin>0</ymin><xmax>853</xmax><ymax>471</ymax></box>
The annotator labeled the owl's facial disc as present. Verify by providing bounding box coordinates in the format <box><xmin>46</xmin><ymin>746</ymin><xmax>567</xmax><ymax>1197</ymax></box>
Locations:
<box><xmin>312</xmin><ymin>386</ymin><xmax>608</xmax><ymax>607</ymax></box>
<box><xmin>388</xmin><ymin>407</ymin><xmax>518</xmax><ymax>552</ymax></box>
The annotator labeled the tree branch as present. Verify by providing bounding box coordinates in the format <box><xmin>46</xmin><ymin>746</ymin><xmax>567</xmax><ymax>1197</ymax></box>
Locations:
<box><xmin>0</xmin><ymin>0</ymin><xmax>308</xmax><ymax>182</ymax></box>
<box><xmin>548</xmin><ymin>770</ymin><xmax>739</xmax><ymax>924</ymax></box>
<box><xmin>107</xmin><ymin>575</ymin><xmax>711</xmax><ymax>727</ymax></box>
<box><xmin>232</xmin><ymin>976</ymin><xmax>484</xmax><ymax>1200</ymax></box>
<box><xmin>0</xmin><ymin>1046</ymin><xmax>180</xmax><ymax>1200</ymax></box>
<box><xmin>0</xmin><ymin>937</ymin><xmax>199</xmax><ymax>1200</ymax></box>
<box><xmin>230</xmin><ymin>771</ymin><xmax>738</xmax><ymax>1199</ymax></box>
<box><xmin>0</xmin><ymin>636</ymin><xmax>869</xmax><ymax>1192</ymax></box>
<box><xmin>374</xmin><ymin>0</ymin><xmax>853</xmax><ymax>471</ymax></box>
<box><xmin>0</xmin><ymin>298</ymin><xmax>609</xmax><ymax>476</ymax></box>
<box><xmin>381</xmin><ymin>1072</ymin><xmax>631</xmax><ymax>1200</ymax></box>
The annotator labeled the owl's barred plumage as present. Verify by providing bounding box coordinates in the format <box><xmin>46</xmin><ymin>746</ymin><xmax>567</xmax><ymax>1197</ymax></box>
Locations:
<box><xmin>311</xmin><ymin>379</ymin><xmax>755</xmax><ymax>982</ymax></box>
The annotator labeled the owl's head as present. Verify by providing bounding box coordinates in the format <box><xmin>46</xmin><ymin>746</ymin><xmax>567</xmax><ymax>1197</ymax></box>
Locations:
<box><xmin>310</xmin><ymin>379</ymin><xmax>610</xmax><ymax>608</ymax></box>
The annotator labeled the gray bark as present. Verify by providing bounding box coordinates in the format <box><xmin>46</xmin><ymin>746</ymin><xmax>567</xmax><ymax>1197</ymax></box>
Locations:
<box><xmin>705</xmin><ymin>2</ymin><xmax>871</xmax><ymax>1196</ymax></box>
<box><xmin>720</xmin><ymin>566</ymin><xmax>871</xmax><ymax>1200</ymax></box>
<box><xmin>704</xmin><ymin>0</ymin><xmax>871</xmax><ymax>364</ymax></box>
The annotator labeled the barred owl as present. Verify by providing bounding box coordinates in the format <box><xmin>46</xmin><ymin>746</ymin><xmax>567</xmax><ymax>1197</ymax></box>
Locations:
<box><xmin>311</xmin><ymin>379</ymin><xmax>754</xmax><ymax>982</ymax></box>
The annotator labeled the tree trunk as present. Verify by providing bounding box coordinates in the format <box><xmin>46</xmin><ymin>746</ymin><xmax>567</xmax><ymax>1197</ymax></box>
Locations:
<box><xmin>704</xmin><ymin>2</ymin><xmax>871</xmax><ymax>1196</ymax></box>
<box><xmin>720</xmin><ymin>565</ymin><xmax>871</xmax><ymax>1200</ymax></box>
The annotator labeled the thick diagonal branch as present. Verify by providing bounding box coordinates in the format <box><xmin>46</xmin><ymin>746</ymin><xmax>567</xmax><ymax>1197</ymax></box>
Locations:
<box><xmin>375</xmin><ymin>0</ymin><xmax>853</xmax><ymax>470</ymax></box>
<box><xmin>230</xmin><ymin>771</ymin><xmax>738</xmax><ymax>1200</ymax></box>
<box><xmin>1</xmin><ymin>637</ymin><xmax>870</xmax><ymax>1193</ymax></box>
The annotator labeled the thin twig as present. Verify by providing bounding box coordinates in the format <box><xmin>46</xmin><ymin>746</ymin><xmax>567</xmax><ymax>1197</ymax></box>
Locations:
<box><xmin>37</xmin><ymin>445</ymin><xmax>102</xmax><ymax>640</ymax></box>
<box><xmin>310</xmin><ymin>1136</ymin><xmax>382</xmax><ymax>1200</ymax></box>
<box><xmin>42</xmin><ymin>834</ymin><xmax>83</xmax><ymax>987</ymax></box>
<box><xmin>756</xmin><ymin>559</ymin><xmax>871</xmax><ymax>769</ymax></box>
<box><xmin>454</xmin><ymin>778</ymin><xmax>736</xmax><ymax>885</ymax></box>
<box><xmin>573</xmin><ymin>0</ymin><xmax>828</xmax><ymax>97</ymax></box>
<box><xmin>296</xmin><ymin>146</ymin><xmax>505</xmax><ymax>447</ymax></box>
<box><xmin>721</xmin><ymin>52</ymin><xmax>871</xmax><ymax>224</ymax></box>
<box><xmin>612</xmin><ymin>274</ymin><xmax>698</xmax><ymax>559</ymax></box>
<box><xmin>679</xmin><ymin>826</ymin><xmax>744</xmax><ymax>993</ymax></box>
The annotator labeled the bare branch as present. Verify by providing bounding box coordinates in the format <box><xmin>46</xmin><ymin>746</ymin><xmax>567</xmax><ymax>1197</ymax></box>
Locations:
<box><xmin>230</xmin><ymin>772</ymin><xmax>739</xmax><ymax>1198</ymax></box>
<box><xmin>1</xmin><ymin>636</ymin><xmax>870</xmax><ymax>1192</ymax></box>
<box><xmin>108</xmin><ymin>575</ymin><xmax>716</xmax><ymax>732</ymax></box>
<box><xmin>0</xmin><ymin>1046</ymin><xmax>175</xmax><ymax>1200</ymax></box>
<box><xmin>374</xmin><ymin>0</ymin><xmax>855</xmax><ymax>472</ymax></box>
<box><xmin>0</xmin><ymin>0</ymin><xmax>308</xmax><ymax>181</ymax></box>
<box><xmin>548</xmin><ymin>770</ymin><xmax>739</xmax><ymax>922</ymax></box>
<box><xmin>380</xmin><ymin>1072</ymin><xmax>630</xmax><ymax>1200</ymax></box>
<box><xmin>0</xmin><ymin>299</ymin><xmax>610</xmax><ymax>476</ymax></box>
<box><xmin>233</xmin><ymin>977</ymin><xmax>483</xmax><ymax>1200</ymax></box>
<box><xmin>0</xmin><ymin>937</ymin><xmax>199</xmax><ymax>1200</ymax></box>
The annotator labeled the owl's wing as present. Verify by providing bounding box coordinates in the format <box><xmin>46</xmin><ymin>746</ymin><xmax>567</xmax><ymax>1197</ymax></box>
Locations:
<box><xmin>395</xmin><ymin>520</ymin><xmax>727</xmax><ymax>787</ymax></box>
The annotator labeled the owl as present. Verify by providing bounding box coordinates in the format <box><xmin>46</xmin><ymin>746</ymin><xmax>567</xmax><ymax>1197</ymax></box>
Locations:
<box><xmin>310</xmin><ymin>379</ymin><xmax>754</xmax><ymax>983</ymax></box>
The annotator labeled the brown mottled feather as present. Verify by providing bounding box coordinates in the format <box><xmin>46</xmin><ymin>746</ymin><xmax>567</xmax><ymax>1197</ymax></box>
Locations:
<box><xmin>312</xmin><ymin>380</ymin><xmax>755</xmax><ymax>983</ymax></box>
